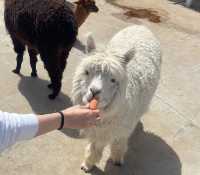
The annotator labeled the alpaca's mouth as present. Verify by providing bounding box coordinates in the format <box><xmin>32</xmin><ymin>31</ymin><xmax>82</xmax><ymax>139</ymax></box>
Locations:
<box><xmin>83</xmin><ymin>94</ymin><xmax>116</xmax><ymax>110</ymax></box>
<box><xmin>82</xmin><ymin>86</ymin><xmax>119</xmax><ymax>110</ymax></box>
<box><xmin>97</xmin><ymin>92</ymin><xmax>118</xmax><ymax>111</ymax></box>
<box><xmin>101</xmin><ymin>92</ymin><xmax>117</xmax><ymax>111</ymax></box>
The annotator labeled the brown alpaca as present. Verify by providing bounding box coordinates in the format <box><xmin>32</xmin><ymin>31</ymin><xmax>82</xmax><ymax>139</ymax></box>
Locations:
<box><xmin>4</xmin><ymin>0</ymin><xmax>78</xmax><ymax>99</ymax></box>
<box><xmin>73</xmin><ymin>0</ymin><xmax>99</xmax><ymax>27</ymax></box>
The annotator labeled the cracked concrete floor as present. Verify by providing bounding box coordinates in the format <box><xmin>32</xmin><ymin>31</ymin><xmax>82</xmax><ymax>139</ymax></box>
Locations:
<box><xmin>0</xmin><ymin>0</ymin><xmax>200</xmax><ymax>174</ymax></box>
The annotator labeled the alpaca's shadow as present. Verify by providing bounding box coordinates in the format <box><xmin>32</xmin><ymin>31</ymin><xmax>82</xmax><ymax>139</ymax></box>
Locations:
<box><xmin>17</xmin><ymin>75</ymin><xmax>80</xmax><ymax>138</ymax></box>
<box><xmin>90</xmin><ymin>122</ymin><xmax>182</xmax><ymax>175</ymax></box>
<box><xmin>169</xmin><ymin>0</ymin><xmax>200</xmax><ymax>12</ymax></box>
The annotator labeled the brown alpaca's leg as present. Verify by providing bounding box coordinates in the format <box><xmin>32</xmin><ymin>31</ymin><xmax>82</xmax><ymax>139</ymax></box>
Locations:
<box><xmin>44</xmin><ymin>60</ymin><xmax>62</xmax><ymax>100</ymax></box>
<box><xmin>11</xmin><ymin>36</ymin><xmax>25</xmax><ymax>74</ymax></box>
<box><xmin>39</xmin><ymin>48</ymin><xmax>65</xmax><ymax>99</ymax></box>
<box><xmin>60</xmin><ymin>50</ymin><xmax>69</xmax><ymax>75</ymax></box>
<box><xmin>47</xmin><ymin>49</ymin><xmax>69</xmax><ymax>96</ymax></box>
<box><xmin>28</xmin><ymin>48</ymin><xmax>38</xmax><ymax>77</ymax></box>
<box><xmin>47</xmin><ymin>50</ymin><xmax>68</xmax><ymax>90</ymax></box>
<box><xmin>48</xmin><ymin>68</ymin><xmax>62</xmax><ymax>100</ymax></box>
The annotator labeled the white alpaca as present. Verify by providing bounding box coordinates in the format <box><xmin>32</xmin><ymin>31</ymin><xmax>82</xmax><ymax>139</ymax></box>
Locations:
<box><xmin>185</xmin><ymin>0</ymin><xmax>193</xmax><ymax>7</ymax></box>
<box><xmin>72</xmin><ymin>25</ymin><xmax>161</xmax><ymax>172</ymax></box>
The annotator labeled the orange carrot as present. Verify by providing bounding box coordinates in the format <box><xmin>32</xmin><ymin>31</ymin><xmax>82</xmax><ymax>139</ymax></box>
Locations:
<box><xmin>89</xmin><ymin>98</ymin><xmax>98</xmax><ymax>110</ymax></box>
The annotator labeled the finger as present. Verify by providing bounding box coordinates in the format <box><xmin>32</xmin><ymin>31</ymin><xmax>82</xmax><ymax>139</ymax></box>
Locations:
<box><xmin>94</xmin><ymin>112</ymin><xmax>100</xmax><ymax>118</ymax></box>
<box><xmin>87</xmin><ymin>121</ymin><xmax>96</xmax><ymax>127</ymax></box>
<box><xmin>79</xmin><ymin>104</ymin><xmax>90</xmax><ymax>109</ymax></box>
<box><xmin>92</xmin><ymin>109</ymin><xmax>100</xmax><ymax>114</ymax></box>
<box><xmin>88</xmin><ymin>117</ymin><xmax>101</xmax><ymax>126</ymax></box>
<box><xmin>96</xmin><ymin>117</ymin><xmax>101</xmax><ymax>121</ymax></box>
<box><xmin>89</xmin><ymin>113</ymin><xmax>100</xmax><ymax>119</ymax></box>
<box><xmin>85</xmin><ymin>103</ymin><xmax>90</xmax><ymax>108</ymax></box>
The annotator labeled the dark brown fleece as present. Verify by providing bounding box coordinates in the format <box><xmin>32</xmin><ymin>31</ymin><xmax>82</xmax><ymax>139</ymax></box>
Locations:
<box><xmin>4</xmin><ymin>0</ymin><xmax>78</xmax><ymax>99</ymax></box>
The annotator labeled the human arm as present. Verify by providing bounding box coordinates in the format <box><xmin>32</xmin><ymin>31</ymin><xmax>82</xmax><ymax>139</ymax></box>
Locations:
<box><xmin>0</xmin><ymin>111</ymin><xmax>38</xmax><ymax>152</ymax></box>
<box><xmin>36</xmin><ymin>105</ymin><xmax>100</xmax><ymax>136</ymax></box>
<box><xmin>0</xmin><ymin>105</ymin><xmax>99</xmax><ymax>152</ymax></box>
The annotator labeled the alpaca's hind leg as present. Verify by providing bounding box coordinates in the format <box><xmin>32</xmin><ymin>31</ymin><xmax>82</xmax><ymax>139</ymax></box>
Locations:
<box><xmin>47</xmin><ymin>83</ymin><xmax>53</xmax><ymax>89</ymax></box>
<box><xmin>44</xmin><ymin>62</ymin><xmax>62</xmax><ymax>99</ymax></box>
<box><xmin>11</xmin><ymin>36</ymin><xmax>25</xmax><ymax>74</ymax></box>
<box><xmin>47</xmin><ymin>49</ymin><xmax>70</xmax><ymax>98</ymax></box>
<box><xmin>48</xmin><ymin>68</ymin><xmax>62</xmax><ymax>99</ymax></box>
<box><xmin>81</xmin><ymin>142</ymin><xmax>104</xmax><ymax>173</ymax></box>
<box><xmin>60</xmin><ymin>51</ymin><xmax>68</xmax><ymax>75</ymax></box>
<box><xmin>109</xmin><ymin>138</ymin><xmax>128</xmax><ymax>166</ymax></box>
<box><xmin>28</xmin><ymin>48</ymin><xmax>38</xmax><ymax>77</ymax></box>
<box><xmin>40</xmin><ymin>49</ymin><xmax>62</xmax><ymax>99</ymax></box>
<box><xmin>47</xmin><ymin>50</ymin><xmax>68</xmax><ymax>90</ymax></box>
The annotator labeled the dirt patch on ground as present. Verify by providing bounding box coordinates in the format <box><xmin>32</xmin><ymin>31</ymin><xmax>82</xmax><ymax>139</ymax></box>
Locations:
<box><xmin>124</xmin><ymin>8</ymin><xmax>162</xmax><ymax>23</ymax></box>
<box><xmin>108</xmin><ymin>2</ymin><xmax>169</xmax><ymax>23</ymax></box>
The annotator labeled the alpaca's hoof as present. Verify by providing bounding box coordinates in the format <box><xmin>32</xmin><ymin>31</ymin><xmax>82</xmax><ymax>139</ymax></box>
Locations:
<box><xmin>81</xmin><ymin>162</ymin><xmax>94</xmax><ymax>173</ymax></box>
<box><xmin>31</xmin><ymin>72</ymin><xmax>37</xmax><ymax>77</ymax></box>
<box><xmin>48</xmin><ymin>94</ymin><xmax>57</xmax><ymax>100</ymax></box>
<box><xmin>12</xmin><ymin>69</ymin><xmax>20</xmax><ymax>74</ymax></box>
<box><xmin>108</xmin><ymin>159</ymin><xmax>123</xmax><ymax>166</ymax></box>
<box><xmin>48</xmin><ymin>84</ymin><xmax>53</xmax><ymax>89</ymax></box>
<box><xmin>113</xmin><ymin>161</ymin><xmax>122</xmax><ymax>166</ymax></box>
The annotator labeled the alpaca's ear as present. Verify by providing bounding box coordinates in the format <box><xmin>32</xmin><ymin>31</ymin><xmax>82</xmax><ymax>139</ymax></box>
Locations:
<box><xmin>74</xmin><ymin>0</ymin><xmax>84</xmax><ymax>5</ymax></box>
<box><xmin>124</xmin><ymin>49</ymin><xmax>134</xmax><ymax>63</ymax></box>
<box><xmin>74</xmin><ymin>1</ymin><xmax>80</xmax><ymax>5</ymax></box>
<box><xmin>85</xmin><ymin>32</ymin><xmax>96</xmax><ymax>54</ymax></box>
<box><xmin>118</xmin><ymin>49</ymin><xmax>134</xmax><ymax>66</ymax></box>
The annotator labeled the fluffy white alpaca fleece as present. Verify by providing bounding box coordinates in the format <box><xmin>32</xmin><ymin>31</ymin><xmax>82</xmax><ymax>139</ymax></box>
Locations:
<box><xmin>72</xmin><ymin>25</ymin><xmax>161</xmax><ymax>172</ymax></box>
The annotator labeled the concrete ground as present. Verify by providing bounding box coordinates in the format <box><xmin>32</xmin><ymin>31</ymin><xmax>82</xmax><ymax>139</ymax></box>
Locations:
<box><xmin>0</xmin><ymin>0</ymin><xmax>200</xmax><ymax>174</ymax></box>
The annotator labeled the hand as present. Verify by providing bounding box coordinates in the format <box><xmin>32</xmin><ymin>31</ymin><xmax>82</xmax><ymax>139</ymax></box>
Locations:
<box><xmin>61</xmin><ymin>105</ymin><xmax>100</xmax><ymax>129</ymax></box>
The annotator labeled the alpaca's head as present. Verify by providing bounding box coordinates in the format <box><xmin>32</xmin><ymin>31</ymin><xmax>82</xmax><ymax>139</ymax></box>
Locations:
<box><xmin>74</xmin><ymin>0</ymin><xmax>98</xmax><ymax>27</ymax></box>
<box><xmin>72</xmin><ymin>36</ymin><xmax>131</xmax><ymax>114</ymax></box>
<box><xmin>74</xmin><ymin>0</ymin><xmax>99</xmax><ymax>13</ymax></box>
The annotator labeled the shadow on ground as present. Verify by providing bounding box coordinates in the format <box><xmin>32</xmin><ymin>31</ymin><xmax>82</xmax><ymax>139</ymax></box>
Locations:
<box><xmin>17</xmin><ymin>75</ymin><xmax>80</xmax><ymax>138</ymax></box>
<box><xmin>18</xmin><ymin>75</ymin><xmax>72</xmax><ymax>114</ymax></box>
<box><xmin>90</xmin><ymin>122</ymin><xmax>182</xmax><ymax>175</ymax></box>
<box><xmin>169</xmin><ymin>0</ymin><xmax>200</xmax><ymax>12</ymax></box>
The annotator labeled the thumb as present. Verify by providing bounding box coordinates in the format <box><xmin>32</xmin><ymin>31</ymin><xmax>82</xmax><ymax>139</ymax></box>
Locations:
<box><xmin>79</xmin><ymin>104</ymin><xmax>90</xmax><ymax>109</ymax></box>
<box><xmin>85</xmin><ymin>103</ymin><xmax>90</xmax><ymax>108</ymax></box>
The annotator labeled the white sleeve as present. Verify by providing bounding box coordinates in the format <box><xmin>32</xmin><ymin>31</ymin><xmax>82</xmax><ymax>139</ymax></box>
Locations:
<box><xmin>0</xmin><ymin>111</ymin><xmax>38</xmax><ymax>153</ymax></box>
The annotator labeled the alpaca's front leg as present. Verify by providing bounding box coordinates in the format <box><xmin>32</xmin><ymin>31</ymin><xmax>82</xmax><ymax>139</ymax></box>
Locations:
<box><xmin>109</xmin><ymin>138</ymin><xmax>128</xmax><ymax>166</ymax></box>
<box><xmin>81</xmin><ymin>142</ymin><xmax>104</xmax><ymax>173</ymax></box>
<box><xmin>45</xmin><ymin>63</ymin><xmax>62</xmax><ymax>99</ymax></box>
<box><xmin>28</xmin><ymin>48</ymin><xmax>38</xmax><ymax>77</ymax></box>
<box><xmin>11</xmin><ymin>35</ymin><xmax>25</xmax><ymax>74</ymax></box>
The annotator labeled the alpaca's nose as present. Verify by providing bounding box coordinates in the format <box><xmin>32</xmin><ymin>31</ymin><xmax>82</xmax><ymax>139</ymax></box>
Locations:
<box><xmin>90</xmin><ymin>87</ymin><xmax>101</xmax><ymax>97</ymax></box>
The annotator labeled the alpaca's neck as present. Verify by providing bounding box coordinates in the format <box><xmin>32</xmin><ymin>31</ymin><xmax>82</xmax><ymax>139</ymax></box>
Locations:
<box><xmin>74</xmin><ymin>5</ymin><xmax>89</xmax><ymax>27</ymax></box>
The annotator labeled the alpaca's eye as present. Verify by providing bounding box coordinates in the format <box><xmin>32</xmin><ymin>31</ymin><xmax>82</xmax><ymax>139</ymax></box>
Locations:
<box><xmin>85</xmin><ymin>70</ymin><xmax>89</xmax><ymax>76</ymax></box>
<box><xmin>111</xmin><ymin>78</ymin><xmax>116</xmax><ymax>83</ymax></box>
